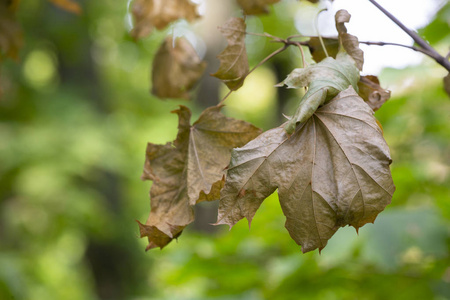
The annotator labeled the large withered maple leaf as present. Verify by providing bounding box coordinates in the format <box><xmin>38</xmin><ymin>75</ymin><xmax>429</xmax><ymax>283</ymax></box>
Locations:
<box><xmin>139</xmin><ymin>105</ymin><xmax>261</xmax><ymax>250</ymax></box>
<box><xmin>216</xmin><ymin>87</ymin><xmax>395</xmax><ymax>253</ymax></box>
<box><xmin>131</xmin><ymin>0</ymin><xmax>200</xmax><ymax>40</ymax></box>
<box><xmin>212</xmin><ymin>17</ymin><xmax>249</xmax><ymax>91</ymax></box>
<box><xmin>152</xmin><ymin>36</ymin><xmax>206</xmax><ymax>100</ymax></box>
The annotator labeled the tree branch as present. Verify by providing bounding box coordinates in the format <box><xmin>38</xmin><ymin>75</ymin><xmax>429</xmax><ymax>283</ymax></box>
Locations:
<box><xmin>358</xmin><ymin>40</ymin><xmax>433</xmax><ymax>56</ymax></box>
<box><xmin>367</xmin><ymin>0</ymin><xmax>450</xmax><ymax>72</ymax></box>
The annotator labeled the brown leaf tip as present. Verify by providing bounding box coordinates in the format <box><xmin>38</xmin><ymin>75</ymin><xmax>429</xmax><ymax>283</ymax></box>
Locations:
<box><xmin>136</xmin><ymin>220</ymin><xmax>181</xmax><ymax>250</ymax></box>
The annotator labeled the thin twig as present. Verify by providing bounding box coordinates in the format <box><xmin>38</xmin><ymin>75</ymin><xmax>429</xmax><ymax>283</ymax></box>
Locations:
<box><xmin>367</xmin><ymin>0</ymin><xmax>450</xmax><ymax>72</ymax></box>
<box><xmin>218</xmin><ymin>90</ymin><xmax>233</xmax><ymax>106</ymax></box>
<box><xmin>359</xmin><ymin>40</ymin><xmax>433</xmax><ymax>56</ymax></box>
<box><xmin>247</xmin><ymin>45</ymin><xmax>289</xmax><ymax>78</ymax></box>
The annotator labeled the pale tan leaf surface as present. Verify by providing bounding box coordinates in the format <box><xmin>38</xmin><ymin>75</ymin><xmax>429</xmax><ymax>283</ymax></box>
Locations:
<box><xmin>335</xmin><ymin>10</ymin><xmax>364</xmax><ymax>71</ymax></box>
<box><xmin>131</xmin><ymin>0</ymin><xmax>200</xmax><ymax>40</ymax></box>
<box><xmin>49</xmin><ymin>0</ymin><xmax>82</xmax><ymax>14</ymax></box>
<box><xmin>217</xmin><ymin>87</ymin><xmax>395</xmax><ymax>253</ymax></box>
<box><xmin>236</xmin><ymin>0</ymin><xmax>281</xmax><ymax>15</ymax></box>
<box><xmin>212</xmin><ymin>17</ymin><xmax>249</xmax><ymax>91</ymax></box>
<box><xmin>0</xmin><ymin>0</ymin><xmax>23</xmax><ymax>61</ymax></box>
<box><xmin>278</xmin><ymin>53</ymin><xmax>360</xmax><ymax>134</ymax></box>
<box><xmin>140</xmin><ymin>105</ymin><xmax>261</xmax><ymax>250</ymax></box>
<box><xmin>151</xmin><ymin>36</ymin><xmax>206</xmax><ymax>100</ymax></box>
<box><xmin>444</xmin><ymin>73</ymin><xmax>450</xmax><ymax>98</ymax></box>
<box><xmin>358</xmin><ymin>75</ymin><xmax>391</xmax><ymax>111</ymax></box>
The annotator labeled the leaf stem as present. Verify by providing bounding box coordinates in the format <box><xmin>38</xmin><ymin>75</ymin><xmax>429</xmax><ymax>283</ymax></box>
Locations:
<box><xmin>297</xmin><ymin>43</ymin><xmax>307</xmax><ymax>68</ymax></box>
<box><xmin>247</xmin><ymin>46</ymin><xmax>289</xmax><ymax>78</ymax></box>
<box><xmin>315</xmin><ymin>9</ymin><xmax>329</xmax><ymax>58</ymax></box>
<box><xmin>367</xmin><ymin>0</ymin><xmax>450</xmax><ymax>72</ymax></box>
<box><xmin>218</xmin><ymin>90</ymin><xmax>233</xmax><ymax>106</ymax></box>
<box><xmin>218</xmin><ymin>46</ymin><xmax>289</xmax><ymax>105</ymax></box>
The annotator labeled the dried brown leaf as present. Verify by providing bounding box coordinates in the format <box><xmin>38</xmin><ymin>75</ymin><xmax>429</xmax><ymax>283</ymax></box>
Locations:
<box><xmin>236</xmin><ymin>0</ymin><xmax>281</xmax><ymax>15</ymax></box>
<box><xmin>307</xmin><ymin>37</ymin><xmax>340</xmax><ymax>63</ymax></box>
<box><xmin>335</xmin><ymin>10</ymin><xmax>364</xmax><ymax>71</ymax></box>
<box><xmin>151</xmin><ymin>36</ymin><xmax>206</xmax><ymax>100</ymax></box>
<box><xmin>358</xmin><ymin>75</ymin><xmax>391</xmax><ymax>111</ymax></box>
<box><xmin>49</xmin><ymin>0</ymin><xmax>82</xmax><ymax>14</ymax></box>
<box><xmin>217</xmin><ymin>87</ymin><xmax>395</xmax><ymax>253</ymax></box>
<box><xmin>140</xmin><ymin>105</ymin><xmax>261</xmax><ymax>250</ymax></box>
<box><xmin>212</xmin><ymin>17</ymin><xmax>249</xmax><ymax>91</ymax></box>
<box><xmin>131</xmin><ymin>0</ymin><xmax>200</xmax><ymax>40</ymax></box>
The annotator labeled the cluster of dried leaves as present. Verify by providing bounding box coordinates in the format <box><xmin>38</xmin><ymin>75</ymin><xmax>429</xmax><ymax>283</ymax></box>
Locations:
<box><xmin>135</xmin><ymin>1</ymin><xmax>397</xmax><ymax>253</ymax></box>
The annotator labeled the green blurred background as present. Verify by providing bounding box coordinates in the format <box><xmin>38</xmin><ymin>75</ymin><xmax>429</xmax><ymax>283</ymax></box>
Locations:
<box><xmin>0</xmin><ymin>0</ymin><xmax>449</xmax><ymax>299</ymax></box>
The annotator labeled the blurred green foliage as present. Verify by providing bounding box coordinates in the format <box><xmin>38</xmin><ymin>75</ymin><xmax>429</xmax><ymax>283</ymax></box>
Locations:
<box><xmin>0</xmin><ymin>1</ymin><xmax>449</xmax><ymax>300</ymax></box>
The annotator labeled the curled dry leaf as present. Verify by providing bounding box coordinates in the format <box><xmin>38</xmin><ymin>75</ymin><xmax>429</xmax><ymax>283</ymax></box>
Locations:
<box><xmin>236</xmin><ymin>0</ymin><xmax>281</xmax><ymax>15</ymax></box>
<box><xmin>139</xmin><ymin>105</ymin><xmax>261</xmax><ymax>250</ymax></box>
<box><xmin>131</xmin><ymin>0</ymin><xmax>200</xmax><ymax>40</ymax></box>
<box><xmin>358</xmin><ymin>75</ymin><xmax>391</xmax><ymax>111</ymax></box>
<box><xmin>307</xmin><ymin>37</ymin><xmax>340</xmax><ymax>63</ymax></box>
<box><xmin>277</xmin><ymin>53</ymin><xmax>359</xmax><ymax>134</ymax></box>
<box><xmin>49</xmin><ymin>0</ymin><xmax>82</xmax><ymax>14</ymax></box>
<box><xmin>151</xmin><ymin>36</ymin><xmax>206</xmax><ymax>100</ymax></box>
<box><xmin>212</xmin><ymin>17</ymin><xmax>249</xmax><ymax>91</ymax></box>
<box><xmin>216</xmin><ymin>87</ymin><xmax>395</xmax><ymax>253</ymax></box>
<box><xmin>0</xmin><ymin>0</ymin><xmax>23</xmax><ymax>61</ymax></box>
<box><xmin>335</xmin><ymin>10</ymin><xmax>364</xmax><ymax>71</ymax></box>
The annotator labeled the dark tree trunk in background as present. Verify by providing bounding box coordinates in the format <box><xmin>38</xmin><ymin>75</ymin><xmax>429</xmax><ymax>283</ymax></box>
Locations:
<box><xmin>45</xmin><ymin>4</ymin><xmax>139</xmax><ymax>299</ymax></box>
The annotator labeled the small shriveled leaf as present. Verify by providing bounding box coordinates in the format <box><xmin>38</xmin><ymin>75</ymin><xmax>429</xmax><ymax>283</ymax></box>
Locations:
<box><xmin>278</xmin><ymin>53</ymin><xmax>360</xmax><ymax>134</ymax></box>
<box><xmin>49</xmin><ymin>0</ymin><xmax>82</xmax><ymax>14</ymax></box>
<box><xmin>217</xmin><ymin>87</ymin><xmax>395</xmax><ymax>253</ymax></box>
<box><xmin>131</xmin><ymin>0</ymin><xmax>200</xmax><ymax>40</ymax></box>
<box><xmin>152</xmin><ymin>36</ymin><xmax>206</xmax><ymax>100</ymax></box>
<box><xmin>335</xmin><ymin>10</ymin><xmax>364</xmax><ymax>71</ymax></box>
<box><xmin>358</xmin><ymin>75</ymin><xmax>391</xmax><ymax>111</ymax></box>
<box><xmin>236</xmin><ymin>0</ymin><xmax>281</xmax><ymax>15</ymax></box>
<box><xmin>307</xmin><ymin>37</ymin><xmax>339</xmax><ymax>63</ymax></box>
<box><xmin>444</xmin><ymin>73</ymin><xmax>450</xmax><ymax>97</ymax></box>
<box><xmin>140</xmin><ymin>105</ymin><xmax>261</xmax><ymax>250</ymax></box>
<box><xmin>212</xmin><ymin>17</ymin><xmax>249</xmax><ymax>91</ymax></box>
<box><xmin>0</xmin><ymin>0</ymin><xmax>22</xmax><ymax>61</ymax></box>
